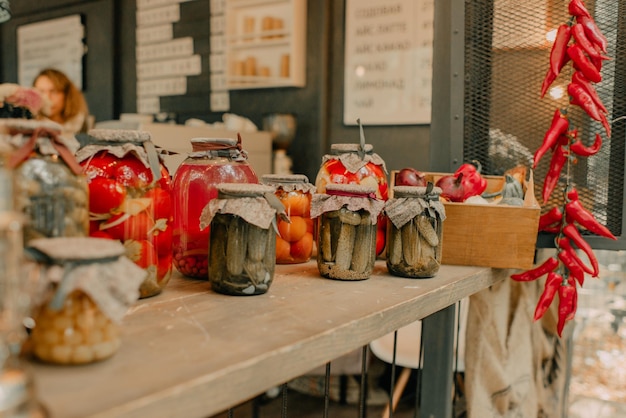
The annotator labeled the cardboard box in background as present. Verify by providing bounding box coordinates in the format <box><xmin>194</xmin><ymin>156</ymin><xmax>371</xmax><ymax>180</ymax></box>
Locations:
<box><xmin>390</xmin><ymin>171</ymin><xmax>541</xmax><ymax>270</ymax></box>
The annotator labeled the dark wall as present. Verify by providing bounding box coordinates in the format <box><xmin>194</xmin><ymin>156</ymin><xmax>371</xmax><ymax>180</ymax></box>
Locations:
<box><xmin>2</xmin><ymin>0</ymin><xmax>430</xmax><ymax>181</ymax></box>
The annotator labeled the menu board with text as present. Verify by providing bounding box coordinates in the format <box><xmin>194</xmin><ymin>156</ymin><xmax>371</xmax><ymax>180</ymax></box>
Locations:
<box><xmin>343</xmin><ymin>0</ymin><xmax>434</xmax><ymax>125</ymax></box>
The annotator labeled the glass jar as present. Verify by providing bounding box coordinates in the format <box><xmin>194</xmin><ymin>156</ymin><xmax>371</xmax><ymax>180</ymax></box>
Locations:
<box><xmin>385</xmin><ymin>184</ymin><xmax>445</xmax><ymax>278</ymax></box>
<box><xmin>76</xmin><ymin>129</ymin><xmax>173</xmax><ymax>298</ymax></box>
<box><xmin>315</xmin><ymin>143</ymin><xmax>388</xmax><ymax>256</ymax></box>
<box><xmin>311</xmin><ymin>184</ymin><xmax>385</xmax><ymax>281</ymax></box>
<box><xmin>26</xmin><ymin>237</ymin><xmax>145</xmax><ymax>365</ymax></box>
<box><xmin>172</xmin><ymin>137</ymin><xmax>258</xmax><ymax>279</ymax></box>
<box><xmin>261</xmin><ymin>174</ymin><xmax>315</xmax><ymax>264</ymax></box>
<box><xmin>0</xmin><ymin>119</ymin><xmax>89</xmax><ymax>244</ymax></box>
<box><xmin>200</xmin><ymin>183</ymin><xmax>279</xmax><ymax>295</ymax></box>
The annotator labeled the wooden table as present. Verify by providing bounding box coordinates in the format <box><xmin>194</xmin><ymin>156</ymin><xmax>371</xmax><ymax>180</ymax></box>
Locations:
<box><xmin>31</xmin><ymin>261</ymin><xmax>510</xmax><ymax>418</ymax></box>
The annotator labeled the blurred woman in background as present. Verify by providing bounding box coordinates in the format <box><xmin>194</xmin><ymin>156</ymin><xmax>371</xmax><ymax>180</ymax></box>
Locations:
<box><xmin>33</xmin><ymin>68</ymin><xmax>90</xmax><ymax>135</ymax></box>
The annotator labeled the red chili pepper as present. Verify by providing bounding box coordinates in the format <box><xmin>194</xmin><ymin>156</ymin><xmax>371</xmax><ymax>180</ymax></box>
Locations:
<box><xmin>550</xmin><ymin>25</ymin><xmax>572</xmax><ymax>77</ymax></box>
<box><xmin>566</xmin><ymin>276</ymin><xmax>579</xmax><ymax>322</ymax></box>
<box><xmin>570</xmin><ymin>133</ymin><xmax>602</xmax><ymax>157</ymax></box>
<box><xmin>511</xmin><ymin>256</ymin><xmax>559</xmax><ymax>282</ymax></box>
<box><xmin>568</xmin><ymin>0</ymin><xmax>591</xmax><ymax>18</ymax></box>
<box><xmin>534</xmin><ymin>271</ymin><xmax>563</xmax><ymax>321</ymax></box>
<box><xmin>558</xmin><ymin>237</ymin><xmax>595</xmax><ymax>275</ymax></box>
<box><xmin>567</xmin><ymin>44</ymin><xmax>602</xmax><ymax>83</ymax></box>
<box><xmin>557</xmin><ymin>281</ymin><xmax>577</xmax><ymax>337</ymax></box>
<box><xmin>558</xmin><ymin>250</ymin><xmax>585</xmax><ymax>286</ymax></box>
<box><xmin>533</xmin><ymin>109</ymin><xmax>569</xmax><ymax>168</ymax></box>
<box><xmin>454</xmin><ymin>160</ymin><xmax>487</xmax><ymax>199</ymax></box>
<box><xmin>568</xmin><ymin>83</ymin><xmax>608</xmax><ymax>138</ymax></box>
<box><xmin>572</xmin><ymin>71</ymin><xmax>608</xmax><ymax>114</ymax></box>
<box><xmin>562</xmin><ymin>223</ymin><xmax>600</xmax><ymax>277</ymax></box>
<box><xmin>577</xmin><ymin>16</ymin><xmax>608</xmax><ymax>54</ymax></box>
<box><xmin>571</xmin><ymin>23</ymin><xmax>602</xmax><ymax>61</ymax></box>
<box><xmin>542</xmin><ymin>140</ymin><xmax>569</xmax><ymax>204</ymax></box>
<box><xmin>539</xmin><ymin>206</ymin><xmax>563</xmax><ymax>231</ymax></box>
<box><xmin>541</xmin><ymin>68</ymin><xmax>557</xmax><ymax>99</ymax></box>
<box><xmin>565</xmin><ymin>188</ymin><xmax>617</xmax><ymax>240</ymax></box>
<box><xmin>600</xmin><ymin>113</ymin><xmax>611</xmax><ymax>138</ymax></box>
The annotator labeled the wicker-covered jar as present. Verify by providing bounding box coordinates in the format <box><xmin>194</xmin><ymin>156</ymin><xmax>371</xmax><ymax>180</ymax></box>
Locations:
<box><xmin>172</xmin><ymin>136</ymin><xmax>258</xmax><ymax>279</ymax></box>
<box><xmin>26</xmin><ymin>237</ymin><xmax>145</xmax><ymax>365</ymax></box>
<box><xmin>311</xmin><ymin>184</ymin><xmax>385</xmax><ymax>281</ymax></box>
<box><xmin>75</xmin><ymin>129</ymin><xmax>173</xmax><ymax>298</ymax></box>
<box><xmin>0</xmin><ymin>119</ymin><xmax>89</xmax><ymax>243</ymax></box>
<box><xmin>200</xmin><ymin>183</ymin><xmax>283</xmax><ymax>296</ymax></box>
<box><xmin>385</xmin><ymin>184</ymin><xmax>446</xmax><ymax>278</ymax></box>
<box><xmin>261</xmin><ymin>174</ymin><xmax>315</xmax><ymax>264</ymax></box>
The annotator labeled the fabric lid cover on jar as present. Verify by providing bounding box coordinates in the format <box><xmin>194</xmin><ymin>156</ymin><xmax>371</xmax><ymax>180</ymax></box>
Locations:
<box><xmin>385</xmin><ymin>185</ymin><xmax>446</xmax><ymax>229</ymax></box>
<box><xmin>188</xmin><ymin>136</ymin><xmax>249</xmax><ymax>161</ymax></box>
<box><xmin>311</xmin><ymin>183</ymin><xmax>385</xmax><ymax>222</ymax></box>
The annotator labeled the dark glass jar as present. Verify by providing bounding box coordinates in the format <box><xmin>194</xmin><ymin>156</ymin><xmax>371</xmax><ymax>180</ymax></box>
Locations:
<box><xmin>314</xmin><ymin>143</ymin><xmax>388</xmax><ymax>256</ymax></box>
<box><xmin>76</xmin><ymin>129</ymin><xmax>173</xmax><ymax>298</ymax></box>
<box><xmin>261</xmin><ymin>174</ymin><xmax>315</xmax><ymax>264</ymax></box>
<box><xmin>200</xmin><ymin>183</ymin><xmax>279</xmax><ymax>295</ymax></box>
<box><xmin>0</xmin><ymin>119</ymin><xmax>89</xmax><ymax>243</ymax></box>
<box><xmin>171</xmin><ymin>137</ymin><xmax>258</xmax><ymax>279</ymax></box>
<box><xmin>385</xmin><ymin>184</ymin><xmax>445</xmax><ymax>278</ymax></box>
<box><xmin>311</xmin><ymin>184</ymin><xmax>385</xmax><ymax>281</ymax></box>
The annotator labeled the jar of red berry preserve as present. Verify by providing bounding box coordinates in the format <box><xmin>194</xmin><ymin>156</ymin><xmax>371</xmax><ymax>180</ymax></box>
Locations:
<box><xmin>75</xmin><ymin>129</ymin><xmax>173</xmax><ymax>298</ymax></box>
<box><xmin>171</xmin><ymin>136</ymin><xmax>258</xmax><ymax>279</ymax></box>
<box><xmin>314</xmin><ymin>140</ymin><xmax>388</xmax><ymax>256</ymax></box>
<box><xmin>261</xmin><ymin>174</ymin><xmax>315</xmax><ymax>264</ymax></box>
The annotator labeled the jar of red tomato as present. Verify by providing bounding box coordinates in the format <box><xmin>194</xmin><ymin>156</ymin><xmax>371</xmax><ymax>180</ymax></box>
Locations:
<box><xmin>75</xmin><ymin>129</ymin><xmax>173</xmax><ymax>298</ymax></box>
<box><xmin>171</xmin><ymin>136</ymin><xmax>258</xmax><ymax>279</ymax></box>
<box><xmin>314</xmin><ymin>142</ymin><xmax>388</xmax><ymax>256</ymax></box>
<box><xmin>261</xmin><ymin>174</ymin><xmax>315</xmax><ymax>264</ymax></box>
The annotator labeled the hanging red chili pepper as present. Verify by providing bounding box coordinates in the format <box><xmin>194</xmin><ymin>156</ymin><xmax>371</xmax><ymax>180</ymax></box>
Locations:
<box><xmin>570</xmin><ymin>133</ymin><xmax>602</xmax><ymax>157</ymax></box>
<box><xmin>534</xmin><ymin>271</ymin><xmax>564</xmax><ymax>321</ymax></box>
<box><xmin>557</xmin><ymin>280</ymin><xmax>578</xmax><ymax>337</ymax></box>
<box><xmin>510</xmin><ymin>256</ymin><xmax>559</xmax><ymax>282</ymax></box>
<box><xmin>550</xmin><ymin>24</ymin><xmax>572</xmax><ymax>76</ymax></box>
<box><xmin>568</xmin><ymin>0</ymin><xmax>591</xmax><ymax>18</ymax></box>
<box><xmin>567</xmin><ymin>44</ymin><xmax>602</xmax><ymax>83</ymax></box>
<box><xmin>542</xmin><ymin>140</ymin><xmax>569</xmax><ymax>204</ymax></box>
<box><xmin>572</xmin><ymin>71</ymin><xmax>608</xmax><ymax>114</ymax></box>
<box><xmin>538</xmin><ymin>206</ymin><xmax>563</xmax><ymax>231</ymax></box>
<box><xmin>571</xmin><ymin>23</ymin><xmax>603</xmax><ymax>61</ymax></box>
<box><xmin>565</xmin><ymin>188</ymin><xmax>617</xmax><ymax>239</ymax></box>
<box><xmin>558</xmin><ymin>250</ymin><xmax>585</xmax><ymax>286</ymax></box>
<box><xmin>562</xmin><ymin>223</ymin><xmax>600</xmax><ymax>277</ymax></box>
<box><xmin>541</xmin><ymin>69</ymin><xmax>557</xmax><ymax>99</ymax></box>
<box><xmin>567</xmin><ymin>83</ymin><xmax>611</xmax><ymax>137</ymax></box>
<box><xmin>558</xmin><ymin>236</ymin><xmax>595</xmax><ymax>276</ymax></box>
<box><xmin>454</xmin><ymin>160</ymin><xmax>487</xmax><ymax>199</ymax></box>
<box><xmin>577</xmin><ymin>15</ymin><xmax>608</xmax><ymax>54</ymax></box>
<box><xmin>533</xmin><ymin>109</ymin><xmax>569</xmax><ymax>168</ymax></box>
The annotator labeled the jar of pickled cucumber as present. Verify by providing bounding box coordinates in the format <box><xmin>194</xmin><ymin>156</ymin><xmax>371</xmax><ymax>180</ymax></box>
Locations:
<box><xmin>261</xmin><ymin>174</ymin><xmax>315</xmax><ymax>264</ymax></box>
<box><xmin>76</xmin><ymin>129</ymin><xmax>173</xmax><ymax>298</ymax></box>
<box><xmin>315</xmin><ymin>142</ymin><xmax>388</xmax><ymax>256</ymax></box>
<box><xmin>0</xmin><ymin>119</ymin><xmax>89</xmax><ymax>244</ymax></box>
<box><xmin>172</xmin><ymin>137</ymin><xmax>258</xmax><ymax>279</ymax></box>
<box><xmin>26</xmin><ymin>237</ymin><xmax>146</xmax><ymax>365</ymax></box>
<box><xmin>385</xmin><ymin>184</ymin><xmax>445</xmax><ymax>278</ymax></box>
<box><xmin>311</xmin><ymin>184</ymin><xmax>385</xmax><ymax>281</ymax></box>
<box><xmin>200</xmin><ymin>183</ymin><xmax>283</xmax><ymax>296</ymax></box>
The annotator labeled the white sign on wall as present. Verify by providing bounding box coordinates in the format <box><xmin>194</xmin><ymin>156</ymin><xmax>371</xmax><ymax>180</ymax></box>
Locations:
<box><xmin>343</xmin><ymin>0</ymin><xmax>434</xmax><ymax>125</ymax></box>
<box><xmin>17</xmin><ymin>15</ymin><xmax>85</xmax><ymax>89</ymax></box>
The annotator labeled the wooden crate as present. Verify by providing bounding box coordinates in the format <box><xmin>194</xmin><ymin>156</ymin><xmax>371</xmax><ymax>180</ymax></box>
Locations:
<box><xmin>390</xmin><ymin>170</ymin><xmax>541</xmax><ymax>270</ymax></box>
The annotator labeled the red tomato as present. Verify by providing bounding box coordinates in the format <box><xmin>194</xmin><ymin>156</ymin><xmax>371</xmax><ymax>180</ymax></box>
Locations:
<box><xmin>102</xmin><ymin>212</ymin><xmax>154</xmax><ymax>242</ymax></box>
<box><xmin>157</xmin><ymin>165</ymin><xmax>172</xmax><ymax>193</ymax></box>
<box><xmin>88</xmin><ymin>178</ymin><xmax>127</xmax><ymax>215</ymax></box>
<box><xmin>115</xmin><ymin>155</ymin><xmax>153</xmax><ymax>189</ymax></box>
<box><xmin>145</xmin><ymin>188</ymin><xmax>172</xmax><ymax>220</ymax></box>
<box><xmin>151</xmin><ymin>223</ymin><xmax>173</xmax><ymax>256</ymax></box>
<box><xmin>81</xmin><ymin>152</ymin><xmax>118</xmax><ymax>180</ymax></box>
<box><xmin>126</xmin><ymin>239</ymin><xmax>157</xmax><ymax>269</ymax></box>
<box><xmin>376</xmin><ymin>226</ymin><xmax>386</xmax><ymax>256</ymax></box>
<box><xmin>157</xmin><ymin>253</ymin><xmax>173</xmax><ymax>282</ymax></box>
<box><xmin>326</xmin><ymin>160</ymin><xmax>359</xmax><ymax>184</ymax></box>
<box><xmin>90</xmin><ymin>230</ymin><xmax>115</xmax><ymax>240</ymax></box>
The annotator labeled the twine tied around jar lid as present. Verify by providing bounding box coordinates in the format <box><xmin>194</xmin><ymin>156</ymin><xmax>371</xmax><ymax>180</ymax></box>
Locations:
<box><xmin>310</xmin><ymin>183</ymin><xmax>385</xmax><ymax>224</ymax></box>
<box><xmin>322</xmin><ymin>120</ymin><xmax>387</xmax><ymax>175</ymax></box>
<box><xmin>199</xmin><ymin>183</ymin><xmax>287</xmax><ymax>232</ymax></box>
<box><xmin>189</xmin><ymin>133</ymin><xmax>249</xmax><ymax>162</ymax></box>
<box><xmin>25</xmin><ymin>237</ymin><xmax>146</xmax><ymax>323</ymax></box>
<box><xmin>75</xmin><ymin>128</ymin><xmax>162</xmax><ymax>184</ymax></box>
<box><xmin>261</xmin><ymin>173</ymin><xmax>316</xmax><ymax>193</ymax></box>
<box><xmin>385</xmin><ymin>183</ymin><xmax>447</xmax><ymax>229</ymax></box>
<box><xmin>3</xmin><ymin>119</ymin><xmax>83</xmax><ymax>175</ymax></box>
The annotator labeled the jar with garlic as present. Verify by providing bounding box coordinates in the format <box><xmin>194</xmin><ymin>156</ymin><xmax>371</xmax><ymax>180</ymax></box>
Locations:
<box><xmin>26</xmin><ymin>237</ymin><xmax>145</xmax><ymax>365</ymax></box>
<box><xmin>311</xmin><ymin>184</ymin><xmax>385</xmax><ymax>281</ymax></box>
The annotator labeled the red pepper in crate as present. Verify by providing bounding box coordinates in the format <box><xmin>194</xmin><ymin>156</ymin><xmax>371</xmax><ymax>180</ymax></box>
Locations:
<box><xmin>510</xmin><ymin>257</ymin><xmax>558</xmax><ymax>282</ymax></box>
<box><xmin>534</xmin><ymin>271</ymin><xmax>563</xmax><ymax>321</ymax></box>
<box><xmin>550</xmin><ymin>24</ymin><xmax>572</xmax><ymax>77</ymax></box>
<box><xmin>571</xmin><ymin>133</ymin><xmax>602</xmax><ymax>157</ymax></box>
<box><xmin>533</xmin><ymin>109</ymin><xmax>569</xmax><ymax>168</ymax></box>
<box><xmin>538</xmin><ymin>206</ymin><xmax>563</xmax><ymax>231</ymax></box>
<box><xmin>565</xmin><ymin>188</ymin><xmax>616</xmax><ymax>239</ymax></box>
<box><xmin>577</xmin><ymin>15</ymin><xmax>608</xmax><ymax>54</ymax></box>
<box><xmin>558</xmin><ymin>249</ymin><xmax>586</xmax><ymax>286</ymax></box>
<box><xmin>572</xmin><ymin>72</ymin><xmax>608</xmax><ymax>114</ymax></box>
<box><xmin>542</xmin><ymin>139</ymin><xmax>569</xmax><ymax>204</ymax></box>
<box><xmin>568</xmin><ymin>0</ymin><xmax>591</xmax><ymax>18</ymax></box>
<box><xmin>454</xmin><ymin>160</ymin><xmax>487</xmax><ymax>199</ymax></box>
<box><xmin>567</xmin><ymin>44</ymin><xmax>602</xmax><ymax>83</ymax></box>
<box><xmin>557</xmin><ymin>280</ymin><xmax>578</xmax><ymax>337</ymax></box>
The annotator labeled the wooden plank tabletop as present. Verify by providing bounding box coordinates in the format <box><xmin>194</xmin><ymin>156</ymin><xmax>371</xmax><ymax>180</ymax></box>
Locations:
<box><xmin>30</xmin><ymin>261</ymin><xmax>510</xmax><ymax>418</ymax></box>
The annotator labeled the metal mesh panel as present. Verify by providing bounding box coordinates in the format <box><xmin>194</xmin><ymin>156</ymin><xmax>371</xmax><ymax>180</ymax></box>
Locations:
<box><xmin>464</xmin><ymin>0</ymin><xmax>626</xmax><ymax>242</ymax></box>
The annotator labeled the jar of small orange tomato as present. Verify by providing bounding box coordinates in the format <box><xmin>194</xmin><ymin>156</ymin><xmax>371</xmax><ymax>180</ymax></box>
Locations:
<box><xmin>261</xmin><ymin>174</ymin><xmax>315</xmax><ymax>264</ymax></box>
